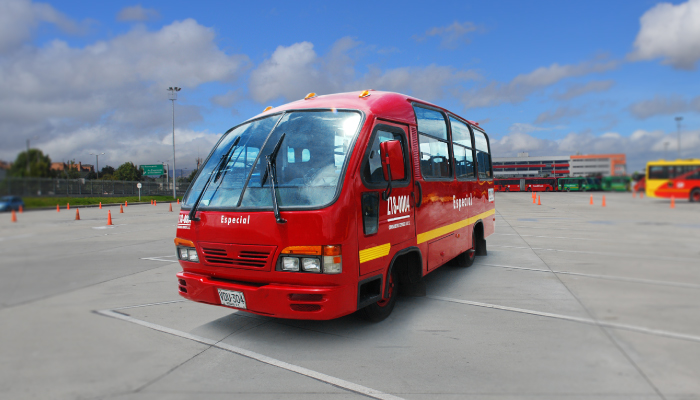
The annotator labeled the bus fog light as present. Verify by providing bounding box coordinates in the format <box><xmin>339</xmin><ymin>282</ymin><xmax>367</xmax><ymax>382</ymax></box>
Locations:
<box><xmin>302</xmin><ymin>258</ymin><xmax>321</xmax><ymax>273</ymax></box>
<box><xmin>323</xmin><ymin>255</ymin><xmax>342</xmax><ymax>274</ymax></box>
<box><xmin>282</xmin><ymin>257</ymin><xmax>300</xmax><ymax>271</ymax></box>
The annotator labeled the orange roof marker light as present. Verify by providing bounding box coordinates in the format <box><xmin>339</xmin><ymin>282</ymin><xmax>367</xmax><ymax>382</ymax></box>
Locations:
<box><xmin>304</xmin><ymin>92</ymin><xmax>317</xmax><ymax>100</ymax></box>
<box><xmin>263</xmin><ymin>106</ymin><xmax>273</xmax><ymax>112</ymax></box>
<box><xmin>359</xmin><ymin>90</ymin><xmax>371</xmax><ymax>98</ymax></box>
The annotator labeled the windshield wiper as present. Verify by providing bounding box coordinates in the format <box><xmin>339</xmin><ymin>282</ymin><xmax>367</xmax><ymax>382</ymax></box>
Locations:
<box><xmin>261</xmin><ymin>133</ymin><xmax>286</xmax><ymax>223</ymax></box>
<box><xmin>188</xmin><ymin>136</ymin><xmax>240</xmax><ymax>222</ymax></box>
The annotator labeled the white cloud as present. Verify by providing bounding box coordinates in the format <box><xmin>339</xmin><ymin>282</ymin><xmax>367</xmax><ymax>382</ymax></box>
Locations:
<box><xmin>117</xmin><ymin>5</ymin><xmax>160</xmax><ymax>22</ymax></box>
<box><xmin>628</xmin><ymin>95</ymin><xmax>700</xmax><ymax>119</ymax></box>
<box><xmin>413</xmin><ymin>21</ymin><xmax>479</xmax><ymax>49</ymax></box>
<box><xmin>462</xmin><ymin>59</ymin><xmax>618</xmax><ymax>109</ymax></box>
<box><xmin>0</xmin><ymin>0</ymin><xmax>84</xmax><ymax>53</ymax></box>
<box><xmin>553</xmin><ymin>80</ymin><xmax>615</xmax><ymax>100</ymax></box>
<box><xmin>0</xmin><ymin>6</ymin><xmax>250</xmax><ymax>169</ymax></box>
<box><xmin>491</xmin><ymin>126</ymin><xmax>700</xmax><ymax>172</ymax></box>
<box><xmin>629</xmin><ymin>0</ymin><xmax>700</xmax><ymax>70</ymax></box>
<box><xmin>248</xmin><ymin>37</ymin><xmax>479</xmax><ymax>103</ymax></box>
<box><xmin>534</xmin><ymin>106</ymin><xmax>585</xmax><ymax>124</ymax></box>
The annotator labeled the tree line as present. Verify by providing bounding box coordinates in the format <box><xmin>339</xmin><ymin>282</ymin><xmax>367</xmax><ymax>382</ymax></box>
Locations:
<box><xmin>5</xmin><ymin>149</ymin><xmax>197</xmax><ymax>182</ymax></box>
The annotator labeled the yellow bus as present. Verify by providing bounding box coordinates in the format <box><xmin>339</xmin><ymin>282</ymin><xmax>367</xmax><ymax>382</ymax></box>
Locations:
<box><xmin>645</xmin><ymin>159</ymin><xmax>700</xmax><ymax>198</ymax></box>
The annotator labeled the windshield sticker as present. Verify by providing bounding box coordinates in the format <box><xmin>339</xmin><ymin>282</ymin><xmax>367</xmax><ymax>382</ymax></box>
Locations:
<box><xmin>453</xmin><ymin>194</ymin><xmax>472</xmax><ymax>211</ymax></box>
<box><xmin>221</xmin><ymin>215</ymin><xmax>251</xmax><ymax>225</ymax></box>
<box><xmin>178</xmin><ymin>213</ymin><xmax>191</xmax><ymax>230</ymax></box>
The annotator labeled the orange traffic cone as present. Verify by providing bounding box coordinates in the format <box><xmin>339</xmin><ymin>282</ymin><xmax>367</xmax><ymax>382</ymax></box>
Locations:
<box><xmin>177</xmin><ymin>198</ymin><xmax>180</xmax><ymax>204</ymax></box>
<box><xmin>67</xmin><ymin>203</ymin><xmax>70</xmax><ymax>210</ymax></box>
<box><xmin>99</xmin><ymin>202</ymin><xmax>102</xmax><ymax>209</ymax></box>
<box><xmin>19</xmin><ymin>205</ymin><xmax>23</xmax><ymax>213</ymax></box>
<box><xmin>11</xmin><ymin>210</ymin><xmax>17</xmax><ymax>222</ymax></box>
<box><xmin>154</xmin><ymin>200</ymin><xmax>157</xmax><ymax>206</ymax></box>
<box><xmin>169</xmin><ymin>203</ymin><xmax>173</xmax><ymax>212</ymax></box>
<box><xmin>107</xmin><ymin>210</ymin><xmax>113</xmax><ymax>226</ymax></box>
<box><xmin>56</xmin><ymin>204</ymin><xmax>60</xmax><ymax>212</ymax></box>
<box><xmin>589</xmin><ymin>195</ymin><xmax>593</xmax><ymax>205</ymax></box>
<box><xmin>671</xmin><ymin>196</ymin><xmax>675</xmax><ymax>209</ymax></box>
<box><xmin>75</xmin><ymin>209</ymin><xmax>80</xmax><ymax>220</ymax></box>
<box><xmin>537</xmin><ymin>195</ymin><xmax>541</xmax><ymax>205</ymax></box>
<box><xmin>120</xmin><ymin>204</ymin><xmax>124</xmax><ymax>213</ymax></box>
<box><xmin>602</xmin><ymin>196</ymin><xmax>606</xmax><ymax>207</ymax></box>
<box><xmin>640</xmin><ymin>192</ymin><xmax>644</xmax><ymax>199</ymax></box>
<box><xmin>633</xmin><ymin>191</ymin><xmax>636</xmax><ymax>198</ymax></box>
<box><xmin>125</xmin><ymin>200</ymin><xmax>128</xmax><ymax>207</ymax></box>
<box><xmin>151</xmin><ymin>199</ymin><xmax>154</xmax><ymax>205</ymax></box>
<box><xmin>532</xmin><ymin>195</ymin><xmax>536</xmax><ymax>204</ymax></box>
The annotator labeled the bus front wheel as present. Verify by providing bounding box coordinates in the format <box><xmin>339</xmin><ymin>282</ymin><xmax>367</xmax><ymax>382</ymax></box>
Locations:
<box><xmin>690</xmin><ymin>188</ymin><xmax>700</xmax><ymax>202</ymax></box>
<box><xmin>359</xmin><ymin>269</ymin><xmax>398</xmax><ymax>322</ymax></box>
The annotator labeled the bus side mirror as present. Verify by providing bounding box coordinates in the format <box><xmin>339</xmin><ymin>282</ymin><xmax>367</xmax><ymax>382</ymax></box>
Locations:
<box><xmin>380</xmin><ymin>140</ymin><xmax>405</xmax><ymax>181</ymax></box>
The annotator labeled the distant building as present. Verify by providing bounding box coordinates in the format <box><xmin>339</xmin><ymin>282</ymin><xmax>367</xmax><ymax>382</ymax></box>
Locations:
<box><xmin>493</xmin><ymin>153</ymin><xmax>626</xmax><ymax>178</ymax></box>
<box><xmin>50</xmin><ymin>162</ymin><xmax>94</xmax><ymax>177</ymax></box>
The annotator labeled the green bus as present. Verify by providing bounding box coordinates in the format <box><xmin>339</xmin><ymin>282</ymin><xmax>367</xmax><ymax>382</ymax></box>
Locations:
<box><xmin>601</xmin><ymin>176</ymin><xmax>631</xmax><ymax>191</ymax></box>
<box><xmin>558</xmin><ymin>177</ymin><xmax>602</xmax><ymax>192</ymax></box>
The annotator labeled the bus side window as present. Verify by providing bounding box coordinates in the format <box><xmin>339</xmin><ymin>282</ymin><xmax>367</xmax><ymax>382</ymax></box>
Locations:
<box><xmin>449</xmin><ymin>117</ymin><xmax>475</xmax><ymax>180</ymax></box>
<box><xmin>415</xmin><ymin>106</ymin><xmax>451</xmax><ymax>179</ymax></box>
<box><xmin>473</xmin><ymin>130</ymin><xmax>492</xmax><ymax>179</ymax></box>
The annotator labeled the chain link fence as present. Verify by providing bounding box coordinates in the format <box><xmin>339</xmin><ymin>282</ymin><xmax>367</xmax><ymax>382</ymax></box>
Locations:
<box><xmin>0</xmin><ymin>177</ymin><xmax>190</xmax><ymax>198</ymax></box>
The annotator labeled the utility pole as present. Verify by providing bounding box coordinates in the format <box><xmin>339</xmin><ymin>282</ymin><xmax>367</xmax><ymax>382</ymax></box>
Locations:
<box><xmin>167</xmin><ymin>87</ymin><xmax>181</xmax><ymax>199</ymax></box>
<box><xmin>90</xmin><ymin>152</ymin><xmax>105</xmax><ymax>179</ymax></box>
<box><xmin>664</xmin><ymin>142</ymin><xmax>669</xmax><ymax>160</ymax></box>
<box><xmin>675</xmin><ymin>116</ymin><xmax>683</xmax><ymax>159</ymax></box>
<box><xmin>26</xmin><ymin>139</ymin><xmax>30</xmax><ymax>173</ymax></box>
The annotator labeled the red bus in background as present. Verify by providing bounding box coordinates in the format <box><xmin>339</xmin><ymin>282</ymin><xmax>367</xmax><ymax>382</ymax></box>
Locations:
<box><xmin>175</xmin><ymin>91</ymin><xmax>495</xmax><ymax>321</ymax></box>
<box><xmin>495</xmin><ymin>177</ymin><xmax>557</xmax><ymax>192</ymax></box>
<box><xmin>653</xmin><ymin>166</ymin><xmax>700</xmax><ymax>202</ymax></box>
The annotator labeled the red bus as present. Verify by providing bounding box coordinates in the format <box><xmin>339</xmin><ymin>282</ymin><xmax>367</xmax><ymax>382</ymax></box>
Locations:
<box><xmin>653</xmin><ymin>166</ymin><xmax>700</xmax><ymax>201</ymax></box>
<box><xmin>495</xmin><ymin>177</ymin><xmax>557</xmax><ymax>192</ymax></box>
<box><xmin>175</xmin><ymin>91</ymin><xmax>495</xmax><ymax>321</ymax></box>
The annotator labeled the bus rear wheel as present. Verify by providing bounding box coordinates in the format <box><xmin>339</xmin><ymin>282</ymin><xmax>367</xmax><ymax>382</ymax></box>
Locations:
<box><xmin>690</xmin><ymin>188</ymin><xmax>700</xmax><ymax>202</ymax></box>
<box><xmin>358</xmin><ymin>269</ymin><xmax>398</xmax><ymax>322</ymax></box>
<box><xmin>455</xmin><ymin>233</ymin><xmax>476</xmax><ymax>268</ymax></box>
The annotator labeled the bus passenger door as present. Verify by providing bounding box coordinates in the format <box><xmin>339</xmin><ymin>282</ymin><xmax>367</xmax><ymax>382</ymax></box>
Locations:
<box><xmin>520</xmin><ymin>179</ymin><xmax>526</xmax><ymax>191</ymax></box>
<box><xmin>357</xmin><ymin>122</ymin><xmax>415</xmax><ymax>277</ymax></box>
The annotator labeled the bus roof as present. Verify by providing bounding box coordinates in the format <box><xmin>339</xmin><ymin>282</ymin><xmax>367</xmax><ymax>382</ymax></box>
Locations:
<box><xmin>251</xmin><ymin>90</ymin><xmax>484</xmax><ymax>131</ymax></box>
<box><xmin>647</xmin><ymin>159</ymin><xmax>700</xmax><ymax>166</ymax></box>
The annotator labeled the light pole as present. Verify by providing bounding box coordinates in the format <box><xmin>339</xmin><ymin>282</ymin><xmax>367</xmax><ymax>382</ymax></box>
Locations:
<box><xmin>26</xmin><ymin>136</ymin><xmax>39</xmax><ymax>173</ymax></box>
<box><xmin>89</xmin><ymin>152</ymin><xmax>105</xmax><ymax>179</ymax></box>
<box><xmin>167</xmin><ymin>86</ymin><xmax>181</xmax><ymax>199</ymax></box>
<box><xmin>664</xmin><ymin>142</ymin><xmax>669</xmax><ymax>160</ymax></box>
<box><xmin>158</xmin><ymin>160</ymin><xmax>169</xmax><ymax>191</ymax></box>
<box><xmin>675</xmin><ymin>116</ymin><xmax>683</xmax><ymax>159</ymax></box>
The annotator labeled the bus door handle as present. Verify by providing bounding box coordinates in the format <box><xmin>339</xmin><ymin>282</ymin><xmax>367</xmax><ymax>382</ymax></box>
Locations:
<box><xmin>413</xmin><ymin>181</ymin><xmax>423</xmax><ymax>208</ymax></box>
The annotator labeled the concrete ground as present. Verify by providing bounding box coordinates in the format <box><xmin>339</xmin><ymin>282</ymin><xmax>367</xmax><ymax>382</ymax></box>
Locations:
<box><xmin>0</xmin><ymin>192</ymin><xmax>698</xmax><ymax>399</ymax></box>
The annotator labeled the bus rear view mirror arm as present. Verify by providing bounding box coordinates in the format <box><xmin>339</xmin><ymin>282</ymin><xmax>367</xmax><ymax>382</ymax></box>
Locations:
<box><xmin>380</xmin><ymin>140</ymin><xmax>405</xmax><ymax>201</ymax></box>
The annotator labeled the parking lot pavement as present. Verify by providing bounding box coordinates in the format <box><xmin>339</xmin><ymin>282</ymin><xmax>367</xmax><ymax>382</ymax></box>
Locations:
<box><xmin>0</xmin><ymin>193</ymin><xmax>698</xmax><ymax>399</ymax></box>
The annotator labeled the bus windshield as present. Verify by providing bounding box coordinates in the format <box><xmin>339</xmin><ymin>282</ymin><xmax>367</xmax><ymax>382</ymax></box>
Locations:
<box><xmin>183</xmin><ymin>110</ymin><xmax>362</xmax><ymax>210</ymax></box>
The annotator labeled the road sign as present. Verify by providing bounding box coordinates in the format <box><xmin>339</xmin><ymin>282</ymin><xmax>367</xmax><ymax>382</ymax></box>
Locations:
<box><xmin>136</xmin><ymin>183</ymin><xmax>142</xmax><ymax>189</ymax></box>
<box><xmin>141</xmin><ymin>164</ymin><xmax>164</xmax><ymax>176</ymax></box>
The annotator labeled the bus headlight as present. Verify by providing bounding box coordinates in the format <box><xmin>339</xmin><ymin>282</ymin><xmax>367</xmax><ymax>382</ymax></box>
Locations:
<box><xmin>302</xmin><ymin>258</ymin><xmax>321</xmax><ymax>273</ymax></box>
<box><xmin>177</xmin><ymin>247</ymin><xmax>199</xmax><ymax>263</ymax></box>
<box><xmin>282</xmin><ymin>257</ymin><xmax>300</xmax><ymax>271</ymax></box>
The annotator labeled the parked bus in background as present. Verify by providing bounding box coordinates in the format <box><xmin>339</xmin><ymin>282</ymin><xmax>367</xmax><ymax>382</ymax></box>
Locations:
<box><xmin>646</xmin><ymin>159</ymin><xmax>700</xmax><ymax>199</ymax></box>
<box><xmin>601</xmin><ymin>176</ymin><xmax>631</xmax><ymax>191</ymax></box>
<box><xmin>175</xmin><ymin>91</ymin><xmax>495</xmax><ymax>322</ymax></box>
<box><xmin>495</xmin><ymin>177</ymin><xmax>557</xmax><ymax>192</ymax></box>
<box><xmin>652</xmin><ymin>165</ymin><xmax>700</xmax><ymax>202</ymax></box>
<box><xmin>558</xmin><ymin>177</ymin><xmax>601</xmax><ymax>191</ymax></box>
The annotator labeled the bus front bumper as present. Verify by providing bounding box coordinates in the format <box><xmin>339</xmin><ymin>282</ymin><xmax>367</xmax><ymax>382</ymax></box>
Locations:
<box><xmin>176</xmin><ymin>272</ymin><xmax>357</xmax><ymax>320</ymax></box>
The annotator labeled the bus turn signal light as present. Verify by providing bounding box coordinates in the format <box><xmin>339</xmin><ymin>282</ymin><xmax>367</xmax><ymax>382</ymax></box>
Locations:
<box><xmin>282</xmin><ymin>246</ymin><xmax>322</xmax><ymax>256</ymax></box>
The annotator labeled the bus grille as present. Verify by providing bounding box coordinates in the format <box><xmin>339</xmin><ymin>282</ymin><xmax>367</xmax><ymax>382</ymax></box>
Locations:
<box><xmin>199</xmin><ymin>243</ymin><xmax>277</xmax><ymax>271</ymax></box>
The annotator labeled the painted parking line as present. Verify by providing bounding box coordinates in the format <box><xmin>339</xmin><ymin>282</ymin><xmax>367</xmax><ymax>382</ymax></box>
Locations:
<box><xmin>493</xmin><ymin>233</ymin><xmax>605</xmax><ymax>241</ymax></box>
<box><xmin>489</xmin><ymin>245</ymin><xmax>698</xmax><ymax>262</ymax></box>
<box><xmin>141</xmin><ymin>255</ymin><xmax>179</xmax><ymax>263</ymax></box>
<box><xmin>96</xmin><ymin>308</ymin><xmax>404</xmax><ymax>400</ymax></box>
<box><xmin>428</xmin><ymin>296</ymin><xmax>700</xmax><ymax>343</ymax></box>
<box><xmin>482</xmin><ymin>263</ymin><xmax>700</xmax><ymax>289</ymax></box>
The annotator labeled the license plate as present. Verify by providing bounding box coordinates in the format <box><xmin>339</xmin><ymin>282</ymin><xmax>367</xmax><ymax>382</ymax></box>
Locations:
<box><xmin>217</xmin><ymin>289</ymin><xmax>247</xmax><ymax>309</ymax></box>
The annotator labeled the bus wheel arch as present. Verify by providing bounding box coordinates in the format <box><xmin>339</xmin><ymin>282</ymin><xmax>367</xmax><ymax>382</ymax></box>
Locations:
<box><xmin>690</xmin><ymin>188</ymin><xmax>700</xmax><ymax>202</ymax></box>
<box><xmin>474</xmin><ymin>221</ymin><xmax>487</xmax><ymax>256</ymax></box>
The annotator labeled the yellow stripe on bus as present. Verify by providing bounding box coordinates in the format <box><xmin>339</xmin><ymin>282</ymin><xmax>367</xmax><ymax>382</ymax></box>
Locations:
<box><xmin>416</xmin><ymin>209</ymin><xmax>495</xmax><ymax>244</ymax></box>
<box><xmin>359</xmin><ymin>243</ymin><xmax>391</xmax><ymax>264</ymax></box>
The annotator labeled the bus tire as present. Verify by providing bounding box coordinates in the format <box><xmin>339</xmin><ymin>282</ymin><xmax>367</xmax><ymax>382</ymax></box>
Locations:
<box><xmin>456</xmin><ymin>233</ymin><xmax>476</xmax><ymax>268</ymax></box>
<box><xmin>505</xmin><ymin>187</ymin><xmax>510</xmax><ymax>192</ymax></box>
<box><xmin>358</xmin><ymin>269</ymin><xmax>398</xmax><ymax>322</ymax></box>
<box><xmin>690</xmin><ymin>188</ymin><xmax>700</xmax><ymax>202</ymax></box>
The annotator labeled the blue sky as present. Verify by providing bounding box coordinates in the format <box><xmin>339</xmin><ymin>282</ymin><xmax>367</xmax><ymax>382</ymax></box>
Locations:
<box><xmin>1</xmin><ymin>0</ymin><xmax>699</xmax><ymax>174</ymax></box>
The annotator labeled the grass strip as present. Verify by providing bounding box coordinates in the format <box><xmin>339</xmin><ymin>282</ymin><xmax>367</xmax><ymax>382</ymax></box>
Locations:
<box><xmin>23</xmin><ymin>196</ymin><xmax>179</xmax><ymax>209</ymax></box>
